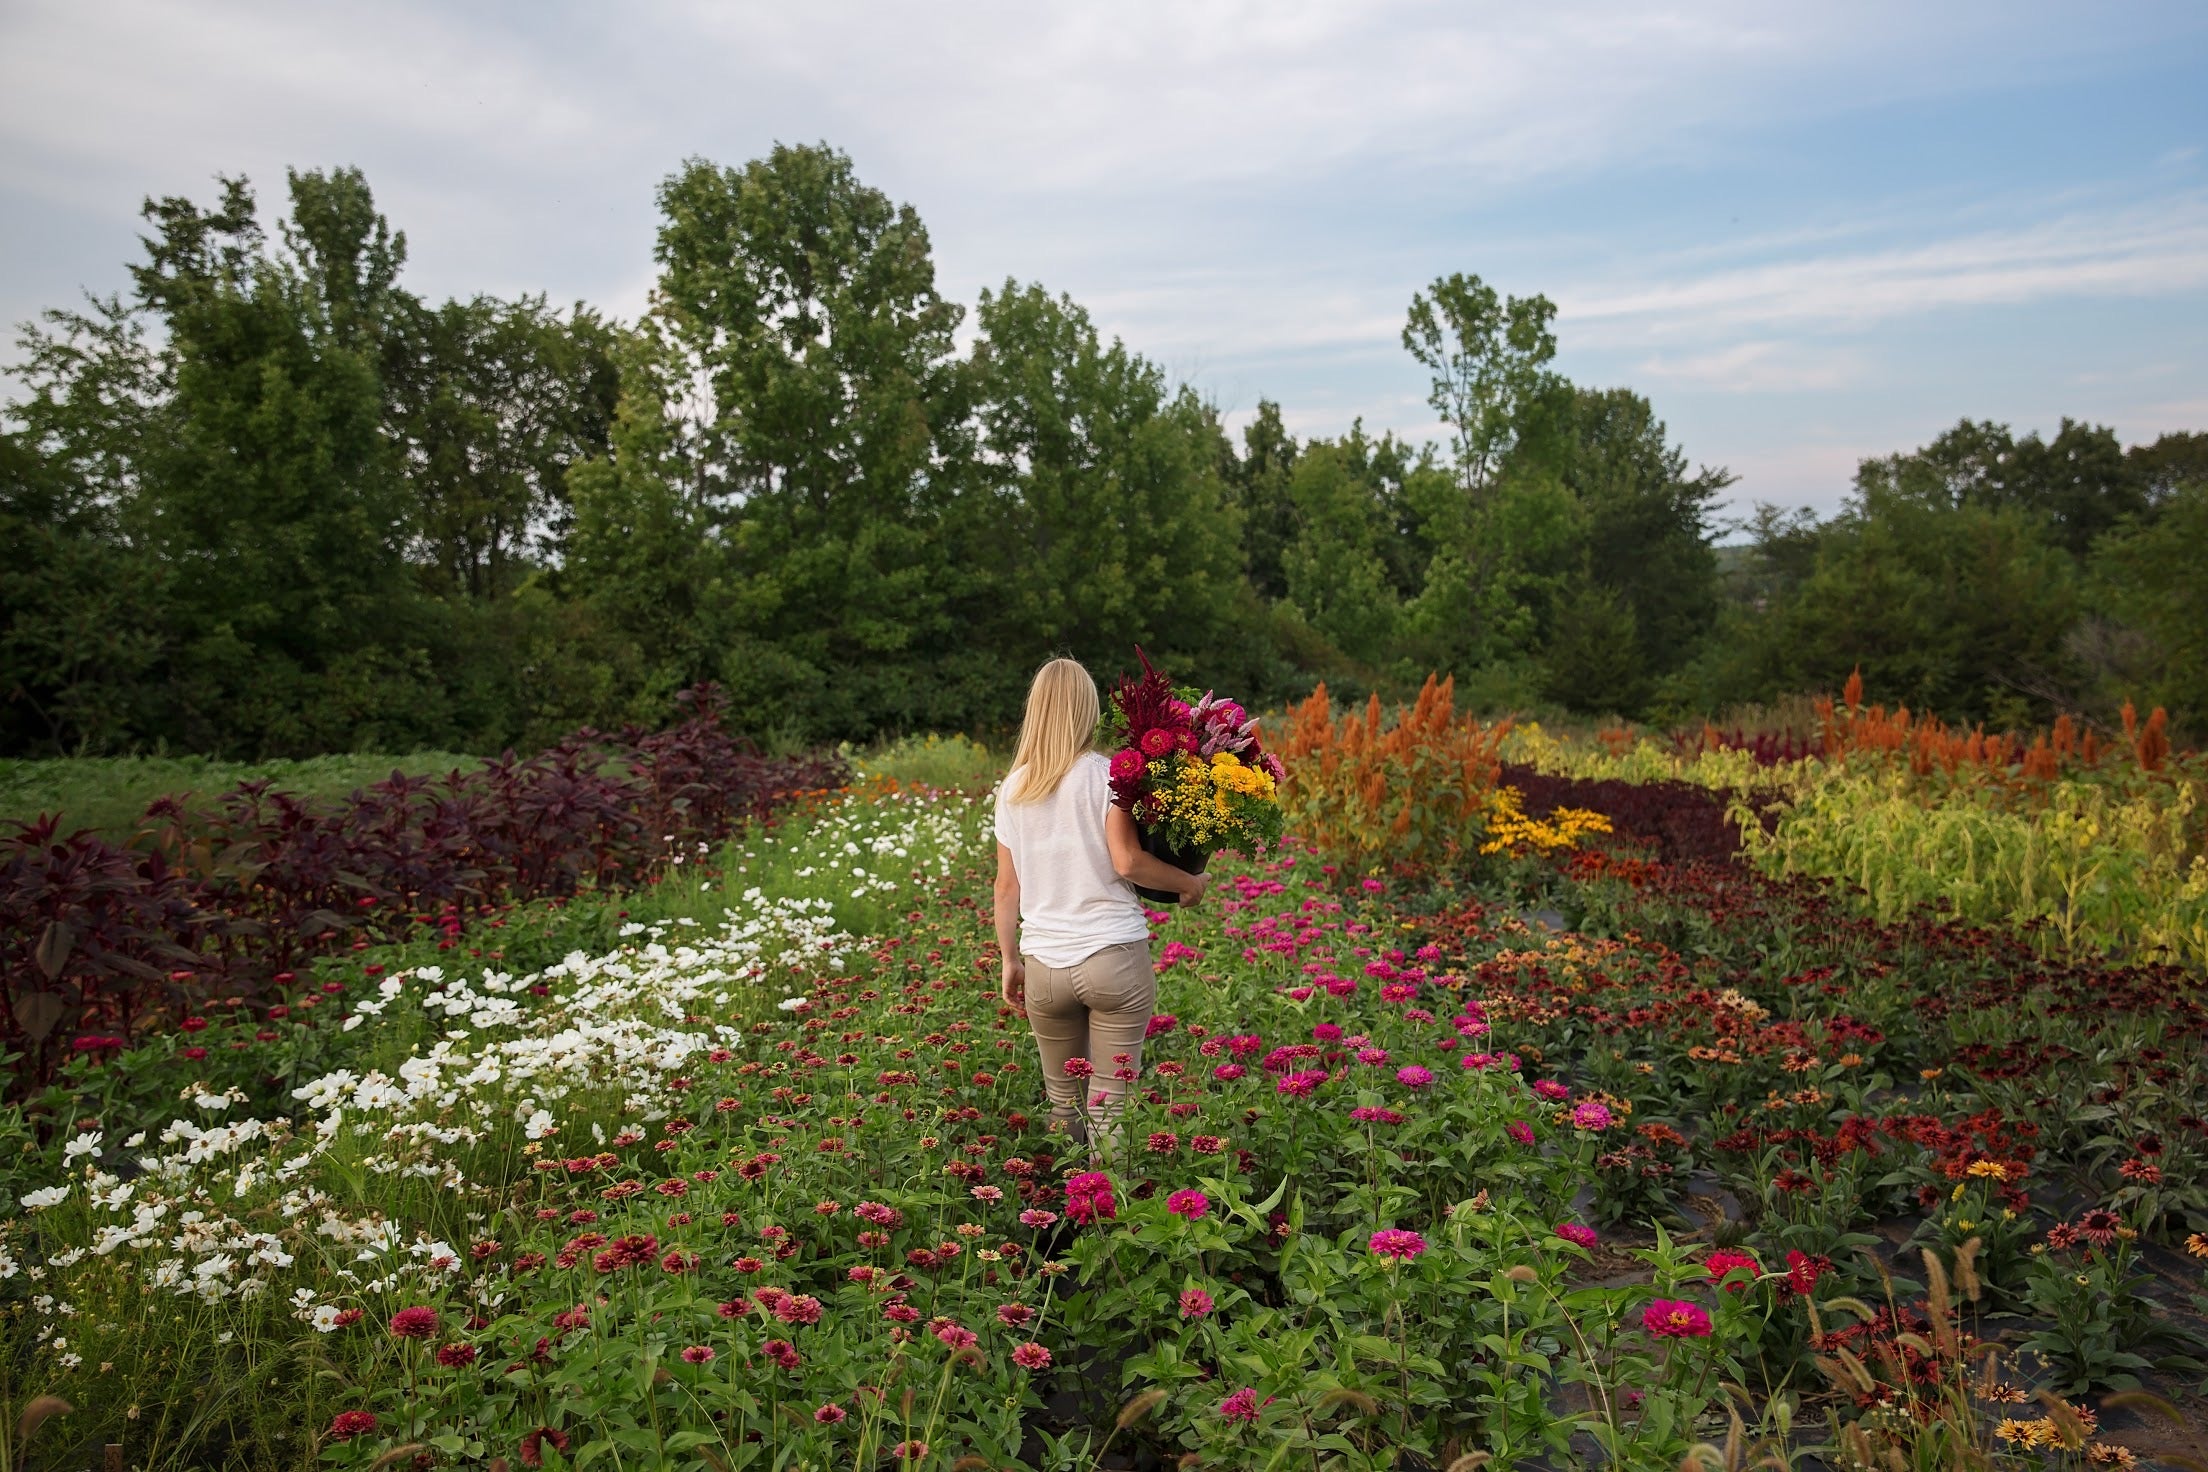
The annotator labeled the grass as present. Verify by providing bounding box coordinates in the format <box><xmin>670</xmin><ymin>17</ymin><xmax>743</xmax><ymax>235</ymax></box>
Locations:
<box><xmin>0</xmin><ymin>732</ymin><xmax>1000</xmax><ymax>841</ymax></box>
<box><xmin>0</xmin><ymin>751</ymin><xmax>483</xmax><ymax>838</ymax></box>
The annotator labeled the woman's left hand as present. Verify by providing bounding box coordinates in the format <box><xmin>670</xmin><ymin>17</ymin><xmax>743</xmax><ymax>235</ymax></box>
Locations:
<box><xmin>1000</xmin><ymin>959</ymin><xmax>1027</xmax><ymax>1016</ymax></box>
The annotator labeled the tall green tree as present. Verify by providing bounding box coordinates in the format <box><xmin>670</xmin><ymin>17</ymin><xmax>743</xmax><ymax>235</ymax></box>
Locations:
<box><xmin>396</xmin><ymin>296</ymin><xmax>620</xmax><ymax>600</ymax></box>
<box><xmin>1401</xmin><ymin>272</ymin><xmax>1557</xmax><ymax>494</ymax></box>
<box><xmin>1225</xmin><ymin>399</ymin><xmax>1300</xmax><ymax>601</ymax></box>
<box><xmin>126</xmin><ymin>169</ymin><xmax>435</xmax><ymax>753</ymax></box>
<box><xmin>643</xmin><ymin>144</ymin><xmax>973</xmax><ymax>737</ymax></box>
<box><xmin>968</xmin><ymin>282</ymin><xmax>1245</xmax><ymax>696</ymax></box>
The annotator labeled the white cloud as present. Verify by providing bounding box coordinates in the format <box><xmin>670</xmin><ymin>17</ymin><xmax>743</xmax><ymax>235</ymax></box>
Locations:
<box><xmin>1560</xmin><ymin>197</ymin><xmax>2208</xmax><ymax>344</ymax></box>
<box><xmin>1634</xmin><ymin>340</ymin><xmax>1866</xmax><ymax>394</ymax></box>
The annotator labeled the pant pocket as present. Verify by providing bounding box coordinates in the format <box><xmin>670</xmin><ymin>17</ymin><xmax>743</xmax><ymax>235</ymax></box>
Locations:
<box><xmin>1090</xmin><ymin>942</ymin><xmax>1156</xmax><ymax>1014</ymax></box>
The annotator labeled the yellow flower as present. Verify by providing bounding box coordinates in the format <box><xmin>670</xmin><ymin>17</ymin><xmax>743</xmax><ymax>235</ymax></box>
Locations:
<box><xmin>2185</xmin><ymin>1232</ymin><xmax>2208</xmax><ymax>1260</ymax></box>
<box><xmin>1966</xmin><ymin>1159</ymin><xmax>2008</xmax><ymax>1180</ymax></box>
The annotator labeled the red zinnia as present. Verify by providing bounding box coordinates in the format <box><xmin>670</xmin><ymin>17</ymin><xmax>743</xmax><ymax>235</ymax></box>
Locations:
<box><xmin>388</xmin><ymin>1306</ymin><xmax>439</xmax><ymax>1339</ymax></box>
<box><xmin>519</xmin><ymin>1427</ymin><xmax>572</xmax><ymax>1468</ymax></box>
<box><xmin>328</xmin><ymin>1410</ymin><xmax>377</xmax><ymax>1438</ymax></box>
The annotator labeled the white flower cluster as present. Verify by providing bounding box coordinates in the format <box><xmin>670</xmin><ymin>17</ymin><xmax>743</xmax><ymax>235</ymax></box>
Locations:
<box><xmin>14</xmin><ymin>886</ymin><xmax>866</xmax><ymax>1350</ymax></box>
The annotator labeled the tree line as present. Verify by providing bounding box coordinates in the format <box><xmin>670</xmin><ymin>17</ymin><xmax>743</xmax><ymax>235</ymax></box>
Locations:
<box><xmin>5</xmin><ymin>143</ymin><xmax>2203</xmax><ymax>759</ymax></box>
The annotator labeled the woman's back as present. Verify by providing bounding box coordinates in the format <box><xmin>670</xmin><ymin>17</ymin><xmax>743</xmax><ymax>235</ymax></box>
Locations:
<box><xmin>994</xmin><ymin>752</ymin><xmax>1149</xmax><ymax>968</ymax></box>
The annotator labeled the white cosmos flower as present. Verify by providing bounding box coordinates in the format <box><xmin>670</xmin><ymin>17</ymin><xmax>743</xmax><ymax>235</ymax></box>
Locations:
<box><xmin>21</xmin><ymin>1185</ymin><xmax>70</xmax><ymax>1211</ymax></box>
<box><xmin>62</xmin><ymin>1132</ymin><xmax>102</xmax><ymax>1164</ymax></box>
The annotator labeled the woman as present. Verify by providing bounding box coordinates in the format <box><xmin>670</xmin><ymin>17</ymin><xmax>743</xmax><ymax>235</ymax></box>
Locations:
<box><xmin>993</xmin><ymin>658</ymin><xmax>1208</xmax><ymax>1154</ymax></box>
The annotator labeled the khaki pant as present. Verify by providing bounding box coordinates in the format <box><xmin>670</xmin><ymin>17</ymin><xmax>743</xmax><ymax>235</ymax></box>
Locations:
<box><xmin>1022</xmin><ymin>939</ymin><xmax>1157</xmax><ymax>1150</ymax></box>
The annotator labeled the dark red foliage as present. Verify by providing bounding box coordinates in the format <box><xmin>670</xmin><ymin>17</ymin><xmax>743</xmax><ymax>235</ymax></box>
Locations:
<box><xmin>1496</xmin><ymin>764</ymin><xmax>1778</xmax><ymax>870</ymax></box>
<box><xmin>0</xmin><ymin>685</ymin><xmax>841</xmax><ymax>1092</ymax></box>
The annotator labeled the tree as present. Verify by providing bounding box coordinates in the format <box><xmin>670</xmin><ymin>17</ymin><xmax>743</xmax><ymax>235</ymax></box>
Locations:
<box><xmin>1225</xmin><ymin>399</ymin><xmax>1300</xmax><ymax>601</ymax></box>
<box><xmin>397</xmin><ymin>295</ymin><xmax>620</xmax><ymax>599</ymax></box>
<box><xmin>1857</xmin><ymin>418</ymin><xmax>2147</xmax><ymax>559</ymax></box>
<box><xmin>124</xmin><ymin>168</ymin><xmax>434</xmax><ymax>754</ymax></box>
<box><xmin>968</xmin><ymin>282</ymin><xmax>1245</xmax><ymax>699</ymax></box>
<box><xmin>1546</xmin><ymin>387</ymin><xmax>1731</xmax><ymax>679</ymax></box>
<box><xmin>1401</xmin><ymin>273</ymin><xmax>1557</xmax><ymax>494</ymax></box>
<box><xmin>2091</xmin><ymin>482</ymin><xmax>2208</xmax><ymax>734</ymax></box>
<box><xmin>645</xmin><ymin>144</ymin><xmax>973</xmax><ymax>738</ymax></box>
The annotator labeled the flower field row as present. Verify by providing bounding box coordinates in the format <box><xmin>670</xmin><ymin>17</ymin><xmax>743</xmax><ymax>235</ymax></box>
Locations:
<box><xmin>1491</xmin><ymin>690</ymin><xmax>2208</xmax><ymax>969</ymax></box>
<box><xmin>5</xmin><ymin>761</ymin><xmax>2204</xmax><ymax>1469</ymax></box>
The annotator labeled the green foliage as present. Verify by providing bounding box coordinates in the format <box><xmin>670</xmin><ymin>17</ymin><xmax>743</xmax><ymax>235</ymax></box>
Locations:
<box><xmin>5</xmin><ymin>144</ymin><xmax>2203</xmax><ymax>760</ymax></box>
<box><xmin>0</xmin><ymin>751</ymin><xmax>479</xmax><ymax>837</ymax></box>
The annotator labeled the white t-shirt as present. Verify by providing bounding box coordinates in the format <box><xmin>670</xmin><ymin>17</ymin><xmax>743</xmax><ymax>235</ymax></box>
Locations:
<box><xmin>994</xmin><ymin>752</ymin><xmax>1152</xmax><ymax>968</ymax></box>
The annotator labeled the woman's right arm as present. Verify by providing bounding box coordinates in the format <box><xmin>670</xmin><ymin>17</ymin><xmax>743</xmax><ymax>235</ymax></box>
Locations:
<box><xmin>1104</xmin><ymin>806</ymin><xmax>1209</xmax><ymax>906</ymax></box>
<box><xmin>994</xmin><ymin>843</ymin><xmax>1026</xmax><ymax>1013</ymax></box>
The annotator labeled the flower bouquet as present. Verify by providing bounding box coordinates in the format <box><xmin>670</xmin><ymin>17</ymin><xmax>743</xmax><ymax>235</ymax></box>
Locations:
<box><xmin>1102</xmin><ymin>650</ymin><xmax>1287</xmax><ymax>903</ymax></box>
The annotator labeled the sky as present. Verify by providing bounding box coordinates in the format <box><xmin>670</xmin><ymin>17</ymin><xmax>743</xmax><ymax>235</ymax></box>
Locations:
<box><xmin>3</xmin><ymin>1</ymin><xmax>2205</xmax><ymax>522</ymax></box>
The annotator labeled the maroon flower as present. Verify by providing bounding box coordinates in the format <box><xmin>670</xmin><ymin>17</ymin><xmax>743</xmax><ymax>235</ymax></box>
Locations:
<box><xmin>328</xmin><ymin>1410</ymin><xmax>377</xmax><ymax>1439</ymax></box>
<box><xmin>388</xmin><ymin>1306</ymin><xmax>439</xmax><ymax>1340</ymax></box>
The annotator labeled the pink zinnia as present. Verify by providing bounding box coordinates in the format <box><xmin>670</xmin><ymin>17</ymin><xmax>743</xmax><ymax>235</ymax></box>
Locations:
<box><xmin>1395</xmin><ymin>1065</ymin><xmax>1434</xmax><ymax>1090</ymax></box>
<box><xmin>1312</xmin><ymin>1022</ymin><xmax>1344</xmax><ymax>1043</ymax></box>
<box><xmin>1358</xmin><ymin>1047</ymin><xmax>1390</xmax><ymax>1065</ymax></box>
<box><xmin>1062</xmin><ymin>1057</ymin><xmax>1095</xmax><ymax>1079</ymax></box>
<box><xmin>1368</xmin><ymin>1228</ymin><xmax>1428</xmax><ymax>1262</ymax></box>
<box><xmin>1532</xmin><ymin>1079</ymin><xmax>1571</xmax><ymax>1101</ymax></box>
<box><xmin>1180</xmin><ymin>1287</ymin><xmax>1215</xmax><ymax>1318</ymax></box>
<box><xmin>1276</xmin><ymin>1069</ymin><xmax>1328</xmax><ymax>1097</ymax></box>
<box><xmin>1011</xmin><ymin>1342</ymin><xmax>1053</xmax><ymax>1370</ymax></box>
<box><xmin>1555</xmin><ymin>1222</ymin><xmax>1599</xmax><ymax>1249</ymax></box>
<box><xmin>933</xmin><ymin>1322</ymin><xmax>979</xmax><ymax>1350</ymax></box>
<box><xmin>681</xmin><ymin>1344</ymin><xmax>716</xmax><ymax>1364</ymax></box>
<box><xmin>1214</xmin><ymin>1063</ymin><xmax>1247</xmax><ymax>1082</ymax></box>
<box><xmin>1219</xmin><ymin>1387</ymin><xmax>1262</xmax><ymax>1424</ymax></box>
<box><xmin>1019</xmin><ymin>1208</ymin><xmax>1059</xmax><ymax>1229</ymax></box>
<box><xmin>1110</xmin><ymin>749</ymin><xmax>1147</xmax><ymax>783</ymax></box>
<box><xmin>1167</xmin><ymin>1189</ymin><xmax>1211</xmax><ymax>1220</ymax></box>
<box><xmin>1065</xmin><ymin>1172</ymin><xmax>1116</xmax><ymax>1224</ymax></box>
<box><xmin>1570</xmin><ymin>1101</ymin><xmax>1613</xmax><ymax>1131</ymax></box>
<box><xmin>1507</xmin><ymin>1120</ymin><xmax>1535</xmax><ymax>1145</ymax></box>
<box><xmin>328</xmin><ymin>1410</ymin><xmax>377</xmax><ymax>1439</ymax></box>
<box><xmin>1643</xmin><ymin>1299</ymin><xmax>1713</xmax><ymax>1338</ymax></box>
<box><xmin>815</xmin><ymin>1404</ymin><xmax>847</xmax><ymax>1424</ymax></box>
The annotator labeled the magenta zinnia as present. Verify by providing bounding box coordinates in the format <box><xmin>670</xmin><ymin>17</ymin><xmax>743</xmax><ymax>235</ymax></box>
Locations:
<box><xmin>1219</xmin><ymin>1387</ymin><xmax>1262</xmax><ymax>1424</ymax></box>
<box><xmin>1554</xmin><ymin>1222</ymin><xmax>1599</xmax><ymax>1249</ymax></box>
<box><xmin>1643</xmin><ymin>1299</ymin><xmax>1713</xmax><ymax>1338</ymax></box>
<box><xmin>1166</xmin><ymin>1189</ymin><xmax>1211</xmax><ymax>1220</ymax></box>
<box><xmin>1368</xmin><ymin>1228</ymin><xmax>1428</xmax><ymax>1262</ymax></box>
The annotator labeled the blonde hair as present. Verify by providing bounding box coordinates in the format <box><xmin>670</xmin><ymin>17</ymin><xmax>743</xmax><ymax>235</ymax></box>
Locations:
<box><xmin>1008</xmin><ymin>658</ymin><xmax>1100</xmax><ymax>802</ymax></box>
